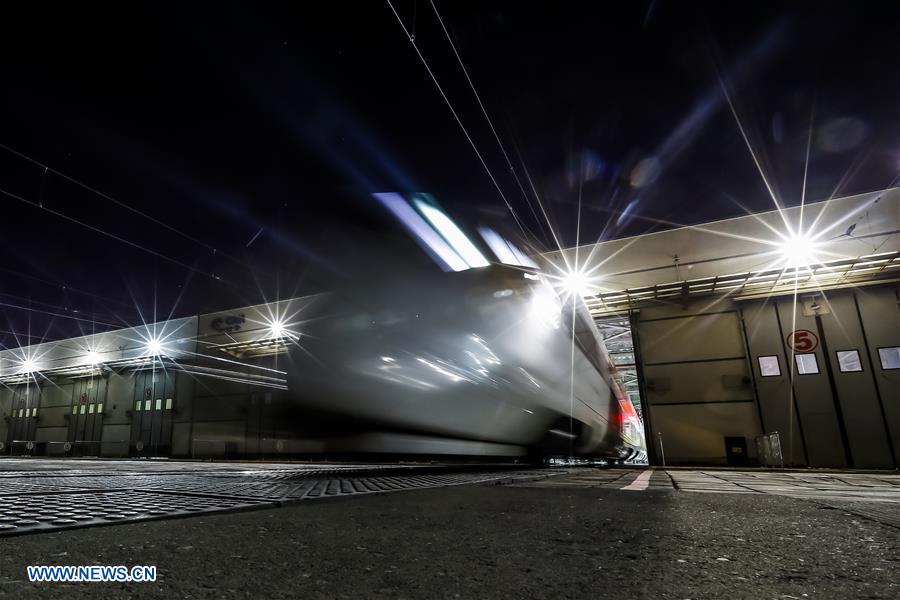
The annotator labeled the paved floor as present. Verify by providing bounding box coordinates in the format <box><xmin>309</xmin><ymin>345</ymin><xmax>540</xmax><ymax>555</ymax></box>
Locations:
<box><xmin>0</xmin><ymin>461</ymin><xmax>898</xmax><ymax>598</ymax></box>
<box><xmin>514</xmin><ymin>468</ymin><xmax>900</xmax><ymax>529</ymax></box>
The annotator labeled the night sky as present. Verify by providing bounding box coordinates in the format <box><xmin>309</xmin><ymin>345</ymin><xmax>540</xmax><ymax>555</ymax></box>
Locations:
<box><xmin>1</xmin><ymin>1</ymin><xmax>898</xmax><ymax>347</ymax></box>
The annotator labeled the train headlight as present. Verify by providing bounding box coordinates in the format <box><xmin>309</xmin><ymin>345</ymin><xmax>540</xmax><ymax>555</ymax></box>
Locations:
<box><xmin>529</xmin><ymin>284</ymin><xmax>562</xmax><ymax>330</ymax></box>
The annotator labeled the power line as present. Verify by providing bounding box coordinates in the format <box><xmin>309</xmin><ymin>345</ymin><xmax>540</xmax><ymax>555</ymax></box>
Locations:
<box><xmin>0</xmin><ymin>290</ymin><xmax>138</xmax><ymax>326</ymax></box>
<box><xmin>511</xmin><ymin>135</ymin><xmax>570</xmax><ymax>262</ymax></box>
<box><xmin>0</xmin><ymin>142</ymin><xmax>222</xmax><ymax>255</ymax></box>
<box><xmin>0</xmin><ymin>300</ymin><xmax>125</xmax><ymax>330</ymax></box>
<box><xmin>0</xmin><ymin>142</ymin><xmax>282</xmax><ymax>283</ymax></box>
<box><xmin>429</xmin><ymin>0</ymin><xmax>545</xmax><ymax>243</ymax></box>
<box><xmin>0</xmin><ymin>265</ymin><xmax>138</xmax><ymax>310</ymax></box>
<box><xmin>0</xmin><ymin>329</ymin><xmax>49</xmax><ymax>343</ymax></box>
<box><xmin>385</xmin><ymin>0</ymin><xmax>530</xmax><ymax>238</ymax></box>
<box><xmin>0</xmin><ymin>184</ymin><xmax>230</xmax><ymax>284</ymax></box>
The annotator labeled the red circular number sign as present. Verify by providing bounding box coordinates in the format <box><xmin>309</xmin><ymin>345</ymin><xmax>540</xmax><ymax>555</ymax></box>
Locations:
<box><xmin>786</xmin><ymin>329</ymin><xmax>819</xmax><ymax>353</ymax></box>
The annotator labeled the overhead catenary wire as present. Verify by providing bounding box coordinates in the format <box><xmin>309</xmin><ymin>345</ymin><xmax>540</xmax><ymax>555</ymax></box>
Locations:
<box><xmin>0</xmin><ymin>142</ymin><xmax>222</xmax><ymax>256</ymax></box>
<box><xmin>0</xmin><ymin>290</ymin><xmax>139</xmax><ymax>326</ymax></box>
<box><xmin>385</xmin><ymin>0</ymin><xmax>531</xmax><ymax>239</ymax></box>
<box><xmin>0</xmin><ymin>142</ymin><xmax>283</xmax><ymax>283</ymax></box>
<box><xmin>0</xmin><ymin>184</ymin><xmax>231</xmax><ymax>285</ymax></box>
<box><xmin>0</xmin><ymin>300</ymin><xmax>125</xmax><ymax>330</ymax></box>
<box><xmin>0</xmin><ymin>265</ymin><xmax>139</xmax><ymax>311</ymax></box>
<box><xmin>511</xmin><ymin>134</ymin><xmax>572</xmax><ymax>268</ymax></box>
<box><xmin>0</xmin><ymin>329</ymin><xmax>49</xmax><ymax>343</ymax></box>
<box><xmin>0</xmin><ymin>147</ymin><xmax>311</xmax><ymax>342</ymax></box>
<box><xmin>429</xmin><ymin>0</ymin><xmax>546</xmax><ymax>245</ymax></box>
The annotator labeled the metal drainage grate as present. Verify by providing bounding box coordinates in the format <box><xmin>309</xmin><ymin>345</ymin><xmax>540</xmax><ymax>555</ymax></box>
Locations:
<box><xmin>0</xmin><ymin>490</ymin><xmax>270</xmax><ymax>536</ymax></box>
<box><xmin>0</xmin><ymin>468</ymin><xmax>554</xmax><ymax>536</ymax></box>
<box><xmin>0</xmin><ymin>481</ymin><xmax>88</xmax><ymax>495</ymax></box>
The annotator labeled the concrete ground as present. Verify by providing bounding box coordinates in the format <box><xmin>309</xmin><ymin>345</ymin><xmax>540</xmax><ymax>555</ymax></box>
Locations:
<box><xmin>1</xmin><ymin>462</ymin><xmax>898</xmax><ymax>599</ymax></box>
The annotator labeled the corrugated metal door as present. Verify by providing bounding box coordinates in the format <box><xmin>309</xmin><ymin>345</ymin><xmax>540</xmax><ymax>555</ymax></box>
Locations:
<box><xmin>130</xmin><ymin>369</ymin><xmax>176</xmax><ymax>456</ymax></box>
<box><xmin>68</xmin><ymin>376</ymin><xmax>106</xmax><ymax>455</ymax></box>
<box><xmin>7</xmin><ymin>384</ymin><xmax>41</xmax><ymax>453</ymax></box>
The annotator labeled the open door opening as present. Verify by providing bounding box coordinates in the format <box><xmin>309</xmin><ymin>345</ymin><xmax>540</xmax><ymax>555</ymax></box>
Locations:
<box><xmin>596</xmin><ymin>314</ymin><xmax>648</xmax><ymax>464</ymax></box>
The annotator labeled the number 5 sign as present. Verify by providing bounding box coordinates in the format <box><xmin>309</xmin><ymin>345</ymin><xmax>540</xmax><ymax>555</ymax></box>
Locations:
<box><xmin>786</xmin><ymin>329</ymin><xmax>819</xmax><ymax>353</ymax></box>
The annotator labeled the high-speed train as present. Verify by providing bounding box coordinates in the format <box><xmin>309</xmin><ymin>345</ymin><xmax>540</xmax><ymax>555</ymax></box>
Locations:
<box><xmin>285</xmin><ymin>192</ymin><xmax>646</xmax><ymax>461</ymax></box>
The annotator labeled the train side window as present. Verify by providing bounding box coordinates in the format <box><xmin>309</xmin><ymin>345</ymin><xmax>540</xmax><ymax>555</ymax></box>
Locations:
<box><xmin>795</xmin><ymin>353</ymin><xmax>819</xmax><ymax>375</ymax></box>
<box><xmin>757</xmin><ymin>355</ymin><xmax>781</xmax><ymax>377</ymax></box>
<box><xmin>878</xmin><ymin>347</ymin><xmax>900</xmax><ymax>370</ymax></box>
<box><xmin>836</xmin><ymin>350</ymin><xmax>862</xmax><ymax>373</ymax></box>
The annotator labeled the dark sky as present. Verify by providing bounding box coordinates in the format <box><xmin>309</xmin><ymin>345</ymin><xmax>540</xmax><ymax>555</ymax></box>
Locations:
<box><xmin>1</xmin><ymin>1</ymin><xmax>898</xmax><ymax>346</ymax></box>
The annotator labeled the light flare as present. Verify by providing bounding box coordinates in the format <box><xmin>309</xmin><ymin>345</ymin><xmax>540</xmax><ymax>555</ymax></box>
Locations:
<box><xmin>560</xmin><ymin>269</ymin><xmax>596</xmax><ymax>297</ymax></box>
<box><xmin>268</xmin><ymin>320</ymin><xmax>286</xmax><ymax>339</ymax></box>
<box><xmin>776</xmin><ymin>233</ymin><xmax>822</xmax><ymax>268</ymax></box>
<box><xmin>528</xmin><ymin>283</ymin><xmax>562</xmax><ymax>330</ymax></box>
<box><xmin>145</xmin><ymin>337</ymin><xmax>164</xmax><ymax>356</ymax></box>
<box><xmin>19</xmin><ymin>356</ymin><xmax>38</xmax><ymax>374</ymax></box>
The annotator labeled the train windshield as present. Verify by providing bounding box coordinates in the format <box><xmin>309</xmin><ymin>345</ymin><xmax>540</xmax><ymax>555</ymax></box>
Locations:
<box><xmin>374</xmin><ymin>192</ymin><xmax>539</xmax><ymax>272</ymax></box>
<box><xmin>475</xmin><ymin>227</ymin><xmax>539</xmax><ymax>269</ymax></box>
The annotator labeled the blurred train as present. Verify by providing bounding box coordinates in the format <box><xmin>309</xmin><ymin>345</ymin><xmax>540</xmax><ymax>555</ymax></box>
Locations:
<box><xmin>285</xmin><ymin>192</ymin><xmax>646</xmax><ymax>461</ymax></box>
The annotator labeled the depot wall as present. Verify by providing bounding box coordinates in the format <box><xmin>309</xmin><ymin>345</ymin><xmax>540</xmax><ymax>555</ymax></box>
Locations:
<box><xmin>0</xmin><ymin>357</ymin><xmax>296</xmax><ymax>459</ymax></box>
<box><xmin>635</xmin><ymin>282</ymin><xmax>900</xmax><ymax>468</ymax></box>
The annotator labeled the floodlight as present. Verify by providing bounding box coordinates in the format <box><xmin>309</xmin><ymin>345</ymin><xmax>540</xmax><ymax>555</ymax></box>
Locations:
<box><xmin>146</xmin><ymin>338</ymin><xmax>163</xmax><ymax>355</ymax></box>
<box><xmin>778</xmin><ymin>234</ymin><xmax>820</xmax><ymax>268</ymax></box>
<box><xmin>269</xmin><ymin>320</ymin><xmax>286</xmax><ymax>338</ymax></box>
<box><xmin>561</xmin><ymin>269</ymin><xmax>596</xmax><ymax>297</ymax></box>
